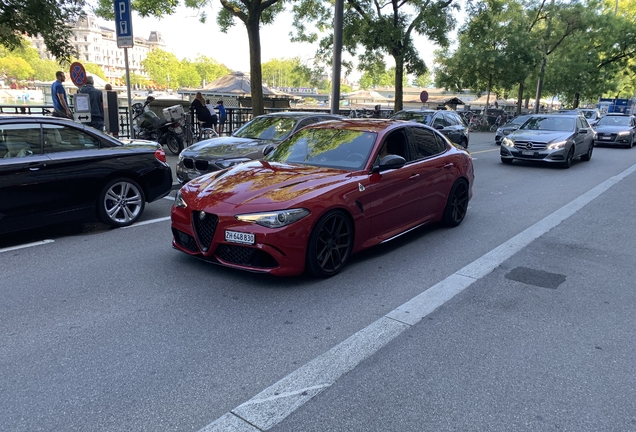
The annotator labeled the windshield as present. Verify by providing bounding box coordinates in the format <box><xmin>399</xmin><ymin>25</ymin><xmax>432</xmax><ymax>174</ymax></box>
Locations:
<box><xmin>510</xmin><ymin>115</ymin><xmax>531</xmax><ymax>126</ymax></box>
<box><xmin>520</xmin><ymin>116</ymin><xmax>575</xmax><ymax>132</ymax></box>
<box><xmin>233</xmin><ymin>116</ymin><xmax>298</xmax><ymax>141</ymax></box>
<box><xmin>266</xmin><ymin>128</ymin><xmax>377</xmax><ymax>170</ymax></box>
<box><xmin>596</xmin><ymin>116</ymin><xmax>631</xmax><ymax>126</ymax></box>
<box><xmin>391</xmin><ymin>112</ymin><xmax>434</xmax><ymax>124</ymax></box>
<box><xmin>580</xmin><ymin>110</ymin><xmax>597</xmax><ymax>119</ymax></box>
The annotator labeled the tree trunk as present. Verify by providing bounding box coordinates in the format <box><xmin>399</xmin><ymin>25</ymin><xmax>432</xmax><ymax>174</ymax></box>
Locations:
<box><xmin>573</xmin><ymin>92</ymin><xmax>580</xmax><ymax>108</ymax></box>
<box><xmin>534</xmin><ymin>54</ymin><xmax>547</xmax><ymax>113</ymax></box>
<box><xmin>483</xmin><ymin>73</ymin><xmax>492</xmax><ymax>119</ymax></box>
<box><xmin>247</xmin><ymin>15</ymin><xmax>264</xmax><ymax>117</ymax></box>
<box><xmin>516</xmin><ymin>81</ymin><xmax>524</xmax><ymax>116</ymax></box>
<box><xmin>394</xmin><ymin>56</ymin><xmax>404</xmax><ymax>112</ymax></box>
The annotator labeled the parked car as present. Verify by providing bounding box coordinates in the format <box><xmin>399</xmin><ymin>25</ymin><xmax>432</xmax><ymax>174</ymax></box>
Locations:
<box><xmin>500</xmin><ymin>113</ymin><xmax>594</xmax><ymax>168</ymax></box>
<box><xmin>171</xmin><ymin>119</ymin><xmax>474</xmax><ymax>277</ymax></box>
<box><xmin>0</xmin><ymin>116</ymin><xmax>173</xmax><ymax>234</ymax></box>
<box><xmin>495</xmin><ymin>114</ymin><xmax>532</xmax><ymax>145</ymax></box>
<box><xmin>390</xmin><ymin>109</ymin><xmax>469</xmax><ymax>148</ymax></box>
<box><xmin>176</xmin><ymin>111</ymin><xmax>342</xmax><ymax>184</ymax></box>
<box><xmin>579</xmin><ymin>108</ymin><xmax>602</xmax><ymax>126</ymax></box>
<box><xmin>593</xmin><ymin>113</ymin><xmax>636</xmax><ymax>148</ymax></box>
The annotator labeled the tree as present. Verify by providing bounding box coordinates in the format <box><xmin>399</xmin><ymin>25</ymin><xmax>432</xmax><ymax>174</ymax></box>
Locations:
<box><xmin>84</xmin><ymin>62</ymin><xmax>106</xmax><ymax>80</ymax></box>
<box><xmin>0</xmin><ymin>0</ymin><xmax>84</xmax><ymax>62</ymax></box>
<box><xmin>1</xmin><ymin>38</ymin><xmax>60</xmax><ymax>81</ymax></box>
<box><xmin>413</xmin><ymin>71</ymin><xmax>433</xmax><ymax>88</ymax></box>
<box><xmin>217</xmin><ymin>0</ymin><xmax>286</xmax><ymax>116</ymax></box>
<box><xmin>193</xmin><ymin>55</ymin><xmax>229</xmax><ymax>86</ymax></box>
<box><xmin>292</xmin><ymin>0</ymin><xmax>457</xmax><ymax>111</ymax></box>
<box><xmin>178</xmin><ymin>61</ymin><xmax>202</xmax><ymax>88</ymax></box>
<box><xmin>0</xmin><ymin>57</ymin><xmax>34</xmax><ymax>80</ymax></box>
<box><xmin>141</xmin><ymin>49</ymin><xmax>182</xmax><ymax>88</ymax></box>
<box><xmin>262</xmin><ymin>57</ymin><xmax>317</xmax><ymax>88</ymax></box>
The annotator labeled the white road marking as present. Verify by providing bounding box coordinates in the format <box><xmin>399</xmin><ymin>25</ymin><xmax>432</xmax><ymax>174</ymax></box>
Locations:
<box><xmin>163</xmin><ymin>195</ymin><xmax>175</xmax><ymax>201</ymax></box>
<box><xmin>0</xmin><ymin>239</ymin><xmax>55</xmax><ymax>254</ymax></box>
<box><xmin>122</xmin><ymin>216</ymin><xmax>171</xmax><ymax>228</ymax></box>
<box><xmin>199</xmin><ymin>161</ymin><xmax>636</xmax><ymax>432</ymax></box>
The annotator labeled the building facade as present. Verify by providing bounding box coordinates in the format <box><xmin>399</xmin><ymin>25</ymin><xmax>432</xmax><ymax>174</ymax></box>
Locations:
<box><xmin>30</xmin><ymin>14</ymin><xmax>165</xmax><ymax>84</ymax></box>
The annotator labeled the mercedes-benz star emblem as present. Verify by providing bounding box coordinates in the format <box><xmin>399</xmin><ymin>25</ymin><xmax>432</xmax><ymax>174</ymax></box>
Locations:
<box><xmin>526</xmin><ymin>142</ymin><xmax>533</xmax><ymax>150</ymax></box>
<box><xmin>199</xmin><ymin>211</ymin><xmax>206</xmax><ymax>220</ymax></box>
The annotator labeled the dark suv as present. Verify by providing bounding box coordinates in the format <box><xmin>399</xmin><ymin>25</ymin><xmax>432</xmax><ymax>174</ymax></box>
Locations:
<box><xmin>390</xmin><ymin>109</ymin><xmax>469</xmax><ymax>148</ymax></box>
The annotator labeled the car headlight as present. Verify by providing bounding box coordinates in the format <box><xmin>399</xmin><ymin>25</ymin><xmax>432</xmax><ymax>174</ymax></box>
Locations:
<box><xmin>546</xmin><ymin>140</ymin><xmax>567</xmax><ymax>150</ymax></box>
<box><xmin>217</xmin><ymin>158</ymin><xmax>251</xmax><ymax>168</ymax></box>
<box><xmin>236</xmin><ymin>208</ymin><xmax>310</xmax><ymax>228</ymax></box>
<box><xmin>502</xmin><ymin>137</ymin><xmax>515</xmax><ymax>147</ymax></box>
<box><xmin>617</xmin><ymin>131</ymin><xmax>629</xmax><ymax>136</ymax></box>
<box><xmin>178</xmin><ymin>152</ymin><xmax>184</xmax><ymax>162</ymax></box>
<box><xmin>174</xmin><ymin>189</ymin><xmax>187</xmax><ymax>208</ymax></box>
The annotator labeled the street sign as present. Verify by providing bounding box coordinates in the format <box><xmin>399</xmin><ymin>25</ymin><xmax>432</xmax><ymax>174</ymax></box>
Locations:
<box><xmin>69</xmin><ymin>62</ymin><xmax>87</xmax><ymax>87</ymax></box>
<box><xmin>115</xmin><ymin>0</ymin><xmax>134</xmax><ymax>48</ymax></box>
<box><xmin>73</xmin><ymin>93</ymin><xmax>92</xmax><ymax>123</ymax></box>
<box><xmin>420</xmin><ymin>90</ymin><xmax>429</xmax><ymax>103</ymax></box>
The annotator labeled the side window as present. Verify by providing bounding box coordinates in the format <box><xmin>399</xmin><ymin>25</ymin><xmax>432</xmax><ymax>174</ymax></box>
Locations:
<box><xmin>409</xmin><ymin>127</ymin><xmax>445</xmax><ymax>159</ymax></box>
<box><xmin>0</xmin><ymin>124</ymin><xmax>42</xmax><ymax>159</ymax></box>
<box><xmin>432</xmin><ymin>114</ymin><xmax>450</xmax><ymax>128</ymax></box>
<box><xmin>42</xmin><ymin>124</ymin><xmax>100</xmax><ymax>153</ymax></box>
<box><xmin>378</xmin><ymin>129</ymin><xmax>410</xmax><ymax>162</ymax></box>
<box><xmin>296</xmin><ymin>117</ymin><xmax>320</xmax><ymax>131</ymax></box>
<box><xmin>443</xmin><ymin>112</ymin><xmax>458</xmax><ymax>126</ymax></box>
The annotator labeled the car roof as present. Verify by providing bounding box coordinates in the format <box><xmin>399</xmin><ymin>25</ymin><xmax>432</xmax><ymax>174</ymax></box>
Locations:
<box><xmin>303</xmin><ymin>118</ymin><xmax>435</xmax><ymax>134</ymax></box>
<box><xmin>604</xmin><ymin>113</ymin><xmax>630</xmax><ymax>116</ymax></box>
<box><xmin>394</xmin><ymin>109</ymin><xmax>437</xmax><ymax>114</ymax></box>
<box><xmin>260</xmin><ymin>111</ymin><xmax>340</xmax><ymax>119</ymax></box>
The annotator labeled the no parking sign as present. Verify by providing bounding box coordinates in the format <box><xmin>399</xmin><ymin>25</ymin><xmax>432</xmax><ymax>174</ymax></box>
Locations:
<box><xmin>69</xmin><ymin>62</ymin><xmax>87</xmax><ymax>87</ymax></box>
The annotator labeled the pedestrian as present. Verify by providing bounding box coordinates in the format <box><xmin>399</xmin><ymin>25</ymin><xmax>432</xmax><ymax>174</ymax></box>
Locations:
<box><xmin>105</xmin><ymin>83</ymin><xmax>113</xmax><ymax>91</ymax></box>
<box><xmin>216</xmin><ymin>100</ymin><xmax>227</xmax><ymax>135</ymax></box>
<box><xmin>78</xmin><ymin>76</ymin><xmax>104</xmax><ymax>131</ymax></box>
<box><xmin>190</xmin><ymin>92</ymin><xmax>213</xmax><ymax>130</ymax></box>
<box><xmin>52</xmin><ymin>71</ymin><xmax>73</xmax><ymax>119</ymax></box>
<box><xmin>206</xmin><ymin>99</ymin><xmax>218</xmax><ymax>134</ymax></box>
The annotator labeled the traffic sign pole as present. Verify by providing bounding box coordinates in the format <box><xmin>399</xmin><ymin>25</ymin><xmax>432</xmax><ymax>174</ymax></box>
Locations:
<box><xmin>115</xmin><ymin>0</ymin><xmax>134</xmax><ymax>138</ymax></box>
<box><xmin>124</xmin><ymin>48</ymin><xmax>134</xmax><ymax>138</ymax></box>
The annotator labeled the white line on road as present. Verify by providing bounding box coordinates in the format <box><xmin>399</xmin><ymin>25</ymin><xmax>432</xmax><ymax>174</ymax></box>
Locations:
<box><xmin>122</xmin><ymin>216</ymin><xmax>171</xmax><ymax>228</ymax></box>
<box><xmin>163</xmin><ymin>195</ymin><xmax>175</xmax><ymax>201</ymax></box>
<box><xmin>199</xmin><ymin>161</ymin><xmax>636</xmax><ymax>432</ymax></box>
<box><xmin>0</xmin><ymin>239</ymin><xmax>55</xmax><ymax>254</ymax></box>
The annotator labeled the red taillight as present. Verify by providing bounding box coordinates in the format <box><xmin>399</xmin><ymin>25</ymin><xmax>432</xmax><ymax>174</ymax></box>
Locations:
<box><xmin>154</xmin><ymin>148</ymin><xmax>166</xmax><ymax>163</ymax></box>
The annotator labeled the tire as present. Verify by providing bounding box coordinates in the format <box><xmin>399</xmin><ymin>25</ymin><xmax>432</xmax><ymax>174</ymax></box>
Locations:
<box><xmin>490</xmin><ymin>124</ymin><xmax>497</xmax><ymax>132</ymax></box>
<box><xmin>98</xmin><ymin>178</ymin><xmax>145</xmax><ymax>227</ymax></box>
<box><xmin>306</xmin><ymin>210</ymin><xmax>353</xmax><ymax>277</ymax></box>
<box><xmin>165</xmin><ymin>132</ymin><xmax>184</xmax><ymax>155</ymax></box>
<box><xmin>561</xmin><ymin>147</ymin><xmax>574</xmax><ymax>169</ymax></box>
<box><xmin>581</xmin><ymin>143</ymin><xmax>593</xmax><ymax>161</ymax></box>
<box><xmin>442</xmin><ymin>179</ymin><xmax>469</xmax><ymax>227</ymax></box>
<box><xmin>501</xmin><ymin>157</ymin><xmax>513</xmax><ymax>164</ymax></box>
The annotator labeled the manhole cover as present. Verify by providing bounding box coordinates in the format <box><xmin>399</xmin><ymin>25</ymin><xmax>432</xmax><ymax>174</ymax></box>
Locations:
<box><xmin>505</xmin><ymin>267</ymin><xmax>566</xmax><ymax>289</ymax></box>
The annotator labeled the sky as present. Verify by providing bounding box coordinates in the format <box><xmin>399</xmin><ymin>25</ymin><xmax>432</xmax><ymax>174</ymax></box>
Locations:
<box><xmin>97</xmin><ymin>5</ymin><xmax>448</xmax><ymax>85</ymax></box>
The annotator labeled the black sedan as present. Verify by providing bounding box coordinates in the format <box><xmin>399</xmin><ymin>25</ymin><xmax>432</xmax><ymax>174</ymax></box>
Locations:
<box><xmin>176</xmin><ymin>111</ymin><xmax>342</xmax><ymax>184</ymax></box>
<box><xmin>390</xmin><ymin>109</ymin><xmax>469</xmax><ymax>148</ymax></box>
<box><xmin>0</xmin><ymin>116</ymin><xmax>173</xmax><ymax>234</ymax></box>
<box><xmin>593</xmin><ymin>114</ymin><xmax>636</xmax><ymax>148</ymax></box>
<box><xmin>494</xmin><ymin>114</ymin><xmax>532</xmax><ymax>145</ymax></box>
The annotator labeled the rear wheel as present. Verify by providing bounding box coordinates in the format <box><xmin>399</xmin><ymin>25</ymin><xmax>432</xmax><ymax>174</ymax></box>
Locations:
<box><xmin>98</xmin><ymin>178</ymin><xmax>145</xmax><ymax>227</ymax></box>
<box><xmin>306</xmin><ymin>211</ymin><xmax>353</xmax><ymax>277</ymax></box>
<box><xmin>165</xmin><ymin>133</ymin><xmax>183</xmax><ymax>155</ymax></box>
<box><xmin>443</xmin><ymin>179</ymin><xmax>469</xmax><ymax>227</ymax></box>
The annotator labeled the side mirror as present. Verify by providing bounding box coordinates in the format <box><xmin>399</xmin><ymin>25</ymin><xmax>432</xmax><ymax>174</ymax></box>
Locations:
<box><xmin>371</xmin><ymin>154</ymin><xmax>406</xmax><ymax>173</ymax></box>
<box><xmin>263</xmin><ymin>144</ymin><xmax>275</xmax><ymax>156</ymax></box>
<box><xmin>578</xmin><ymin>128</ymin><xmax>588</xmax><ymax>134</ymax></box>
<box><xmin>434</xmin><ymin>124</ymin><xmax>445</xmax><ymax>130</ymax></box>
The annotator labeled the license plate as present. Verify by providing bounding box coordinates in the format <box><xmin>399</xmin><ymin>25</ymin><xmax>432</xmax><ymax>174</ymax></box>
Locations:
<box><xmin>522</xmin><ymin>150</ymin><xmax>535</xmax><ymax>155</ymax></box>
<box><xmin>188</xmin><ymin>171</ymin><xmax>201</xmax><ymax>180</ymax></box>
<box><xmin>601</xmin><ymin>136</ymin><xmax>611</xmax><ymax>140</ymax></box>
<box><xmin>225</xmin><ymin>230</ymin><xmax>255</xmax><ymax>245</ymax></box>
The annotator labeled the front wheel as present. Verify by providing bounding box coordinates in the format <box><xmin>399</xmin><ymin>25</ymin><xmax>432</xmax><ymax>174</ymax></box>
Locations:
<box><xmin>98</xmin><ymin>178</ymin><xmax>145</xmax><ymax>227</ymax></box>
<box><xmin>443</xmin><ymin>179</ymin><xmax>469</xmax><ymax>227</ymax></box>
<box><xmin>306</xmin><ymin>211</ymin><xmax>353</xmax><ymax>277</ymax></box>
<box><xmin>561</xmin><ymin>147</ymin><xmax>574</xmax><ymax>169</ymax></box>
<box><xmin>164</xmin><ymin>132</ymin><xmax>184</xmax><ymax>155</ymax></box>
<box><xmin>581</xmin><ymin>143</ymin><xmax>593</xmax><ymax>161</ymax></box>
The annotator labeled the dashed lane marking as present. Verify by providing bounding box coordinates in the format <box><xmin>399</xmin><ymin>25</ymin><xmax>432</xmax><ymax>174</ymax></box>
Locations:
<box><xmin>123</xmin><ymin>216</ymin><xmax>171</xmax><ymax>228</ymax></box>
<box><xmin>0</xmin><ymin>239</ymin><xmax>55</xmax><ymax>254</ymax></box>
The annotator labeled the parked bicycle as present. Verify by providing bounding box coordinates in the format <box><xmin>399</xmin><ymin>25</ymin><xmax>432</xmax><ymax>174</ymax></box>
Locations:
<box><xmin>182</xmin><ymin>117</ymin><xmax>219</xmax><ymax>146</ymax></box>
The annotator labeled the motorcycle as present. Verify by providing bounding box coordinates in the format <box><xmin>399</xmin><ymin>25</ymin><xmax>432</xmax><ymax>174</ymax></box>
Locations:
<box><xmin>131</xmin><ymin>96</ymin><xmax>184</xmax><ymax>155</ymax></box>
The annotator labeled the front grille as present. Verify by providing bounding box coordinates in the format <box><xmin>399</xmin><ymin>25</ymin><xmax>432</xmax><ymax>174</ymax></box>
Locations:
<box><xmin>173</xmin><ymin>228</ymin><xmax>199</xmax><ymax>253</ymax></box>
<box><xmin>596</xmin><ymin>133</ymin><xmax>616</xmax><ymax>142</ymax></box>
<box><xmin>195</xmin><ymin>160</ymin><xmax>210</xmax><ymax>171</ymax></box>
<box><xmin>183</xmin><ymin>158</ymin><xmax>194</xmax><ymax>169</ymax></box>
<box><xmin>192</xmin><ymin>211</ymin><xmax>218</xmax><ymax>252</ymax></box>
<box><xmin>216</xmin><ymin>244</ymin><xmax>279</xmax><ymax>268</ymax></box>
<box><xmin>514</xmin><ymin>141</ymin><xmax>547</xmax><ymax>150</ymax></box>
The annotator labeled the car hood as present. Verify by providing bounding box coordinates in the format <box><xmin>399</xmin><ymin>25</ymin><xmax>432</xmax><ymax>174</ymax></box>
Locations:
<box><xmin>183</xmin><ymin>136</ymin><xmax>275</xmax><ymax>159</ymax></box>
<box><xmin>508</xmin><ymin>130</ymin><xmax>572</xmax><ymax>142</ymax></box>
<box><xmin>184</xmin><ymin>161</ymin><xmax>350</xmax><ymax>207</ymax></box>
<box><xmin>594</xmin><ymin>125</ymin><xmax>631</xmax><ymax>133</ymax></box>
<box><xmin>500</xmin><ymin>124</ymin><xmax>521</xmax><ymax>132</ymax></box>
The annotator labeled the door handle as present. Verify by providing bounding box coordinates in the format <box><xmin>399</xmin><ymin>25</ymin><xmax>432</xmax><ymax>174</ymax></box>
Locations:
<box><xmin>26</xmin><ymin>163</ymin><xmax>46</xmax><ymax>171</ymax></box>
<box><xmin>443</xmin><ymin>163</ymin><xmax>454</xmax><ymax>169</ymax></box>
<box><xmin>409</xmin><ymin>173</ymin><xmax>420</xmax><ymax>179</ymax></box>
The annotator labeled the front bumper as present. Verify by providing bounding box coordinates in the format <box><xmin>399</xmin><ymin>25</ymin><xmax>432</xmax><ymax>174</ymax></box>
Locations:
<box><xmin>171</xmin><ymin>204</ymin><xmax>315</xmax><ymax>276</ymax></box>
<box><xmin>500</xmin><ymin>145</ymin><xmax>569</xmax><ymax>163</ymax></box>
<box><xmin>594</xmin><ymin>134</ymin><xmax>631</xmax><ymax>146</ymax></box>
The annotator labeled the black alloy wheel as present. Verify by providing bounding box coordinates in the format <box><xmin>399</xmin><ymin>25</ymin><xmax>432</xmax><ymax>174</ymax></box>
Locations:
<box><xmin>165</xmin><ymin>133</ymin><xmax>184</xmax><ymax>155</ymax></box>
<box><xmin>561</xmin><ymin>147</ymin><xmax>575</xmax><ymax>169</ymax></box>
<box><xmin>306</xmin><ymin>211</ymin><xmax>353</xmax><ymax>277</ymax></box>
<box><xmin>98</xmin><ymin>178</ymin><xmax>146</xmax><ymax>227</ymax></box>
<box><xmin>442</xmin><ymin>179</ymin><xmax>469</xmax><ymax>227</ymax></box>
<box><xmin>581</xmin><ymin>142</ymin><xmax>593</xmax><ymax>161</ymax></box>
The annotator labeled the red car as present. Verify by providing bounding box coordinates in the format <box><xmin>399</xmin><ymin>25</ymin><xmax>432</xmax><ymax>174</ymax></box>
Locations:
<box><xmin>171</xmin><ymin>119</ymin><xmax>474</xmax><ymax>277</ymax></box>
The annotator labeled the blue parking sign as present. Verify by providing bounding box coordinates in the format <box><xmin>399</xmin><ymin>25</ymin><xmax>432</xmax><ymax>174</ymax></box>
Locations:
<box><xmin>115</xmin><ymin>0</ymin><xmax>134</xmax><ymax>48</ymax></box>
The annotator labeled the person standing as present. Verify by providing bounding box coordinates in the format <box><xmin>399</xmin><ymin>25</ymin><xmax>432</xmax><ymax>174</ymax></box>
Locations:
<box><xmin>216</xmin><ymin>100</ymin><xmax>227</xmax><ymax>135</ymax></box>
<box><xmin>78</xmin><ymin>76</ymin><xmax>104</xmax><ymax>131</ymax></box>
<box><xmin>206</xmin><ymin>99</ymin><xmax>218</xmax><ymax>134</ymax></box>
<box><xmin>52</xmin><ymin>71</ymin><xmax>72</xmax><ymax>119</ymax></box>
<box><xmin>191</xmin><ymin>92</ymin><xmax>212</xmax><ymax>130</ymax></box>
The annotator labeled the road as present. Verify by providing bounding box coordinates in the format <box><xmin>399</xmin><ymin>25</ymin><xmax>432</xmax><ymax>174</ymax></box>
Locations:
<box><xmin>1</xmin><ymin>132</ymin><xmax>635</xmax><ymax>432</ymax></box>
